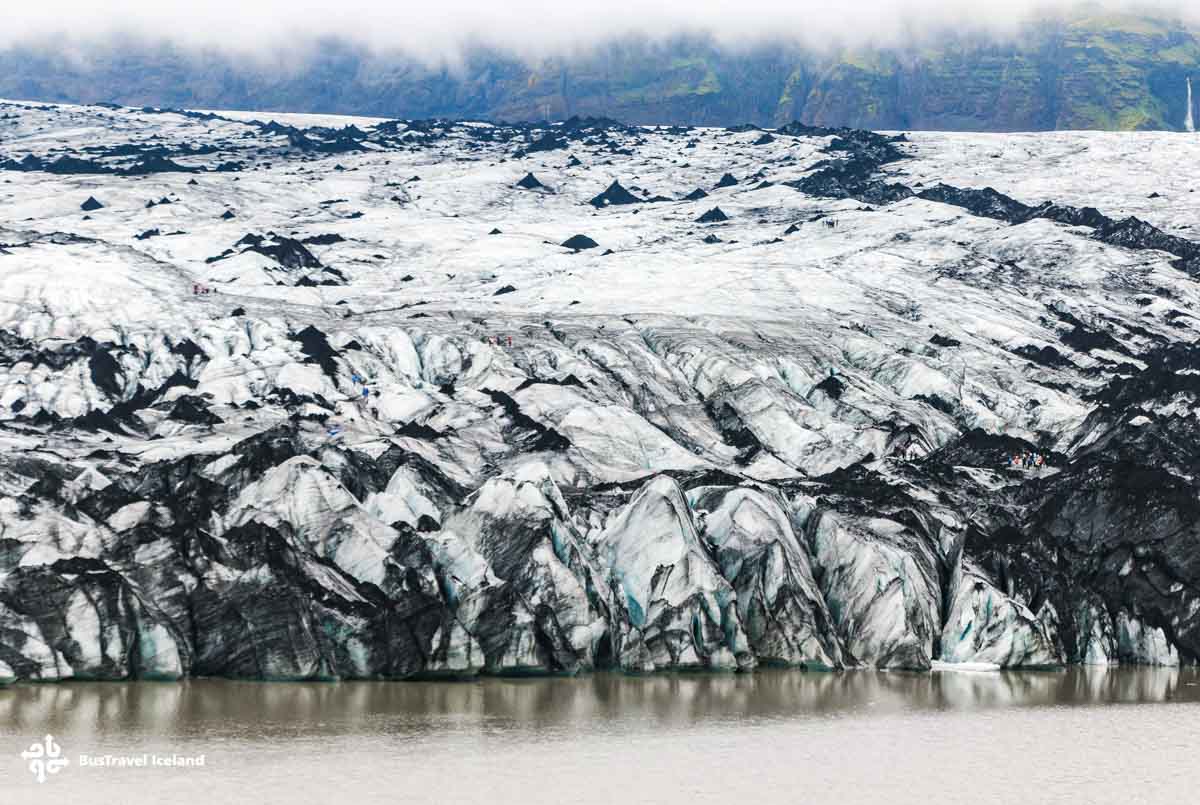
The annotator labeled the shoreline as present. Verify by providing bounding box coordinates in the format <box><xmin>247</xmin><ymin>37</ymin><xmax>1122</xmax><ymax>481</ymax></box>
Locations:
<box><xmin>3</xmin><ymin>661</ymin><xmax>1195</xmax><ymax>688</ymax></box>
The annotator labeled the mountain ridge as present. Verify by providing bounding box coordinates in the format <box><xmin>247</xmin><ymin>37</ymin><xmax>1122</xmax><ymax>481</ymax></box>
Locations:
<box><xmin>3</xmin><ymin>9</ymin><xmax>1200</xmax><ymax>130</ymax></box>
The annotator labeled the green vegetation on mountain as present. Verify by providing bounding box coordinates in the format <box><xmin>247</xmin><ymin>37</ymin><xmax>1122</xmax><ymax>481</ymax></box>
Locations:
<box><xmin>1</xmin><ymin>8</ymin><xmax>1198</xmax><ymax>130</ymax></box>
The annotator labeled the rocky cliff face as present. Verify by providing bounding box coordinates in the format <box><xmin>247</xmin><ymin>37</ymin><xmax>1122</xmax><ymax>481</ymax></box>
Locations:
<box><xmin>3</xmin><ymin>10</ymin><xmax>1199</xmax><ymax>131</ymax></box>
<box><xmin>1</xmin><ymin>100</ymin><xmax>1199</xmax><ymax>681</ymax></box>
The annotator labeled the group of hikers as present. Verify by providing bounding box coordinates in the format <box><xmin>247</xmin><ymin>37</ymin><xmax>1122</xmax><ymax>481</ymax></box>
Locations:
<box><xmin>351</xmin><ymin>373</ymin><xmax>371</xmax><ymax>403</ymax></box>
<box><xmin>484</xmin><ymin>334</ymin><xmax>514</xmax><ymax>347</ymax></box>
<box><xmin>192</xmin><ymin>283</ymin><xmax>216</xmax><ymax>295</ymax></box>
<box><xmin>324</xmin><ymin>373</ymin><xmax>374</xmax><ymax>438</ymax></box>
<box><xmin>1009</xmin><ymin>451</ymin><xmax>1046</xmax><ymax>470</ymax></box>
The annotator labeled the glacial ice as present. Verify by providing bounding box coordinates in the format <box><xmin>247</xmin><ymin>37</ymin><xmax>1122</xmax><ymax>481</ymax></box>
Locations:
<box><xmin>941</xmin><ymin>563</ymin><xmax>1059</xmax><ymax>668</ymax></box>
<box><xmin>802</xmin><ymin>504</ymin><xmax>940</xmax><ymax>669</ymax></box>
<box><xmin>687</xmin><ymin>486</ymin><xmax>843</xmax><ymax>668</ymax></box>
<box><xmin>1</xmin><ymin>101</ymin><xmax>1199</xmax><ymax>680</ymax></box>
<box><xmin>599</xmin><ymin>476</ymin><xmax>751</xmax><ymax>670</ymax></box>
<box><xmin>1116</xmin><ymin>612</ymin><xmax>1180</xmax><ymax>667</ymax></box>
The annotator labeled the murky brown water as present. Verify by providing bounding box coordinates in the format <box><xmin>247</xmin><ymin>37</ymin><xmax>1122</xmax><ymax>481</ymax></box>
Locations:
<box><xmin>3</xmin><ymin>667</ymin><xmax>1199</xmax><ymax>804</ymax></box>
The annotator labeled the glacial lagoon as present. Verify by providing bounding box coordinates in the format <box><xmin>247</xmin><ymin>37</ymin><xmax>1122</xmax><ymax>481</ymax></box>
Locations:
<box><xmin>4</xmin><ymin>667</ymin><xmax>1198</xmax><ymax>804</ymax></box>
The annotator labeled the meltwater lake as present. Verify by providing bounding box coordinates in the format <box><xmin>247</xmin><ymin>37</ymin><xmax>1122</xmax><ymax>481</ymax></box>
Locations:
<box><xmin>3</xmin><ymin>667</ymin><xmax>1199</xmax><ymax>804</ymax></box>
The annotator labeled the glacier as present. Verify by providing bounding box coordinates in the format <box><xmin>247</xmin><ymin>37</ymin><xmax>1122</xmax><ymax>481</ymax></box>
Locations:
<box><xmin>1</xmin><ymin>100</ymin><xmax>1199</xmax><ymax>681</ymax></box>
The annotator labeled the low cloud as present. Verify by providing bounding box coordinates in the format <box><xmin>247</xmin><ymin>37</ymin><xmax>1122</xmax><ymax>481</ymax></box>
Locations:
<box><xmin>3</xmin><ymin>1</ymin><xmax>1194</xmax><ymax>62</ymax></box>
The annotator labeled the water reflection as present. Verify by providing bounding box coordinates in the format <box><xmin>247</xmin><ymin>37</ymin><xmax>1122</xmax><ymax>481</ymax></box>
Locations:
<box><xmin>2</xmin><ymin>666</ymin><xmax>1196</xmax><ymax>742</ymax></box>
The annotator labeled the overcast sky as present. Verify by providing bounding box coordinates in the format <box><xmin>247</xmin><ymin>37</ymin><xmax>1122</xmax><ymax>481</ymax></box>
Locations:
<box><xmin>2</xmin><ymin>1</ymin><xmax>1192</xmax><ymax>61</ymax></box>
